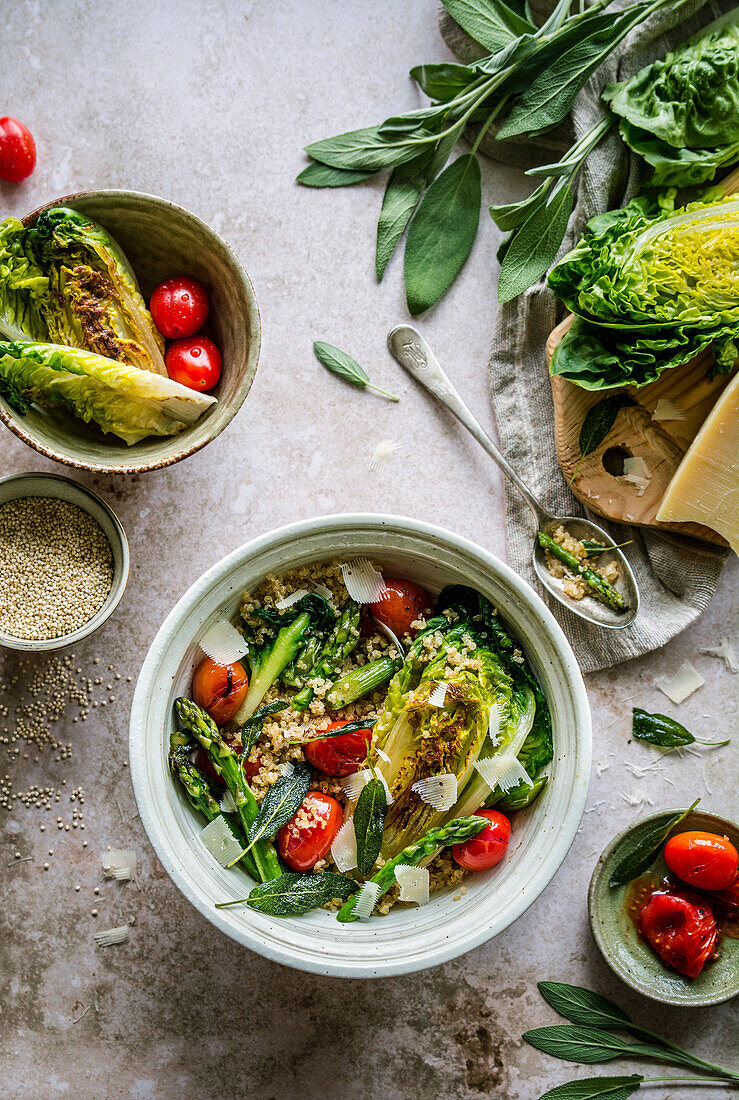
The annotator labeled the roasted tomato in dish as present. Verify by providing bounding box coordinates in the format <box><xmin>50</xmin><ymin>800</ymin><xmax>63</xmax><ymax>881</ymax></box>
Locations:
<box><xmin>0</xmin><ymin>117</ymin><xmax>36</xmax><ymax>181</ymax></box>
<box><xmin>638</xmin><ymin>888</ymin><xmax>718</xmax><ymax>978</ymax></box>
<box><xmin>370</xmin><ymin>577</ymin><xmax>432</xmax><ymax>638</ymax></box>
<box><xmin>304</xmin><ymin>720</ymin><xmax>373</xmax><ymax>777</ymax></box>
<box><xmin>664</xmin><ymin>831</ymin><xmax>739</xmax><ymax>892</ymax></box>
<box><xmin>277</xmin><ymin>792</ymin><xmax>343</xmax><ymax>872</ymax></box>
<box><xmin>192</xmin><ymin>657</ymin><xmax>248</xmax><ymax>725</ymax></box>
<box><xmin>710</xmin><ymin>873</ymin><xmax>739</xmax><ymax>910</ymax></box>
<box><xmin>150</xmin><ymin>276</ymin><xmax>209</xmax><ymax>339</ymax></box>
<box><xmin>166</xmin><ymin>335</ymin><xmax>222</xmax><ymax>392</ymax></box>
<box><xmin>451</xmin><ymin>809</ymin><xmax>511</xmax><ymax>871</ymax></box>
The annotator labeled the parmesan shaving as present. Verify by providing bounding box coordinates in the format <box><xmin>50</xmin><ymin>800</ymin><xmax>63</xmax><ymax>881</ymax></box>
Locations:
<box><xmin>376</xmin><ymin>746</ymin><xmax>391</xmax><ymax>765</ymax></box>
<box><xmin>619</xmin><ymin>786</ymin><xmax>654</xmax><ymax>808</ymax></box>
<box><xmin>368</xmin><ymin>439</ymin><xmax>401</xmax><ymax>474</ymax></box>
<box><xmin>701</xmin><ymin>636</ymin><xmax>739</xmax><ymax>673</ymax></box>
<box><xmin>340</xmin><ymin>559</ymin><xmax>388</xmax><ymax>603</ymax></box>
<box><xmin>94</xmin><ymin>926</ymin><xmax>129</xmax><ymax>947</ymax></box>
<box><xmin>487</xmin><ymin>702</ymin><xmax>503</xmax><ymax>746</ymax></box>
<box><xmin>656</xmin><ymin>661</ymin><xmax>704</xmax><ymax>704</ymax></box>
<box><xmin>622</xmin><ymin>456</ymin><xmax>650</xmax><ymax>496</ymax></box>
<box><xmin>275</xmin><ymin>589</ymin><xmax>308</xmax><ymax>610</ymax></box>
<box><xmin>352</xmin><ymin>880</ymin><xmax>381</xmax><ymax>920</ymax></box>
<box><xmin>652</xmin><ymin>398</ymin><xmax>686</xmax><ymax>422</ymax></box>
<box><xmin>474</xmin><ymin>753</ymin><xmax>532</xmax><ymax>793</ymax></box>
<box><xmin>199</xmin><ymin>620</ymin><xmax>249</xmax><ymax>665</ymax></box>
<box><xmin>411</xmin><ymin>773</ymin><xmax>457</xmax><ymax>810</ymax></box>
<box><xmin>102</xmin><ymin>849</ymin><xmax>136</xmax><ymax>882</ymax></box>
<box><xmin>427</xmin><ymin>682</ymin><xmax>448</xmax><ymax>708</ymax></box>
<box><xmin>313</xmin><ymin>583</ymin><xmax>333</xmax><ymax>601</ymax></box>
<box><xmin>330</xmin><ymin>818</ymin><xmax>357</xmax><ymax>872</ymax></box>
<box><xmin>200</xmin><ymin>816</ymin><xmax>245</xmax><ymax>868</ymax></box>
<box><xmin>341</xmin><ymin>768</ymin><xmax>394</xmax><ymax>805</ymax></box>
<box><xmin>219</xmin><ymin>790</ymin><xmax>237</xmax><ymax>813</ymax></box>
<box><xmin>395</xmin><ymin>864</ymin><xmax>430</xmax><ymax>905</ymax></box>
<box><xmin>278</xmin><ymin>761</ymin><xmax>295</xmax><ymax>777</ymax></box>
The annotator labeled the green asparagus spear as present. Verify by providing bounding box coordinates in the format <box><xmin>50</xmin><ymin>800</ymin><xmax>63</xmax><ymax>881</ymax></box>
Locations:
<box><xmin>236</xmin><ymin>612</ymin><xmax>313</xmax><ymax>722</ymax></box>
<box><xmin>293</xmin><ymin>602</ymin><xmax>362</xmax><ymax>710</ymax></box>
<box><xmin>280</xmin><ymin>633</ymin><xmax>325</xmax><ymax>688</ymax></box>
<box><xmin>537</xmin><ymin>531</ymin><xmax>628</xmax><ymax>612</ymax></box>
<box><xmin>326</xmin><ymin>656</ymin><xmax>401</xmax><ymax>709</ymax></box>
<box><xmin>336</xmin><ymin>816</ymin><xmax>488</xmax><ymax>922</ymax></box>
<box><xmin>168</xmin><ymin>733</ymin><xmax>261</xmax><ymax>879</ymax></box>
<box><xmin>174</xmin><ymin>698</ymin><xmax>282</xmax><ymax>882</ymax></box>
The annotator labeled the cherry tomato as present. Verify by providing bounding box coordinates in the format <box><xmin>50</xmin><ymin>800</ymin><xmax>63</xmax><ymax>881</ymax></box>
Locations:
<box><xmin>277</xmin><ymin>791</ymin><xmax>343</xmax><ymax>872</ymax></box>
<box><xmin>664</xmin><ymin>831</ymin><xmax>739</xmax><ymax>892</ymax></box>
<box><xmin>166</xmin><ymin>335</ymin><xmax>222</xmax><ymax>391</ymax></box>
<box><xmin>638</xmin><ymin>888</ymin><xmax>718</xmax><ymax>978</ymax></box>
<box><xmin>370</xmin><ymin>577</ymin><xmax>432</xmax><ymax>638</ymax></box>
<box><xmin>451</xmin><ymin>809</ymin><xmax>511</xmax><ymax>872</ymax></box>
<box><xmin>0</xmin><ymin>117</ymin><xmax>36</xmax><ymax>182</ymax></box>
<box><xmin>304</xmin><ymin>720</ymin><xmax>373</xmax><ymax>777</ymax></box>
<box><xmin>192</xmin><ymin>657</ymin><xmax>248</xmax><ymax>725</ymax></box>
<box><xmin>710</xmin><ymin>873</ymin><xmax>739</xmax><ymax>910</ymax></box>
<box><xmin>150</xmin><ymin>276</ymin><xmax>209</xmax><ymax>339</ymax></box>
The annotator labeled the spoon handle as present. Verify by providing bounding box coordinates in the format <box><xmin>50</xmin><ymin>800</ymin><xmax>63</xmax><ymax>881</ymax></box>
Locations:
<box><xmin>388</xmin><ymin>325</ymin><xmax>549</xmax><ymax>526</ymax></box>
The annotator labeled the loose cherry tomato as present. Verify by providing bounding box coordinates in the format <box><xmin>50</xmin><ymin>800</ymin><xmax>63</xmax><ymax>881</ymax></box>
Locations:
<box><xmin>150</xmin><ymin>276</ymin><xmax>209</xmax><ymax>339</ymax></box>
<box><xmin>192</xmin><ymin>657</ymin><xmax>248</xmax><ymax>725</ymax></box>
<box><xmin>304</xmin><ymin>720</ymin><xmax>373</xmax><ymax>777</ymax></box>
<box><xmin>638</xmin><ymin>888</ymin><xmax>718</xmax><ymax>978</ymax></box>
<box><xmin>0</xmin><ymin>117</ymin><xmax>36</xmax><ymax>181</ymax></box>
<box><xmin>166</xmin><ymin>335</ymin><xmax>222</xmax><ymax>391</ymax></box>
<box><xmin>277</xmin><ymin>791</ymin><xmax>343</xmax><ymax>872</ymax></box>
<box><xmin>664</xmin><ymin>831</ymin><xmax>739</xmax><ymax>892</ymax></box>
<box><xmin>370</xmin><ymin>577</ymin><xmax>432</xmax><ymax>638</ymax></box>
<box><xmin>451</xmin><ymin>809</ymin><xmax>511</xmax><ymax>872</ymax></box>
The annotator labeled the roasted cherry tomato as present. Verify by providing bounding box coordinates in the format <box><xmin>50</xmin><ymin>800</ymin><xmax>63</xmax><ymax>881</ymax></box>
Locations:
<box><xmin>370</xmin><ymin>577</ymin><xmax>432</xmax><ymax>638</ymax></box>
<box><xmin>192</xmin><ymin>657</ymin><xmax>248</xmax><ymax>725</ymax></box>
<box><xmin>0</xmin><ymin>117</ymin><xmax>36</xmax><ymax>181</ymax></box>
<box><xmin>304</xmin><ymin>720</ymin><xmax>373</xmax><ymax>777</ymax></box>
<box><xmin>166</xmin><ymin>335</ymin><xmax>222</xmax><ymax>391</ymax></box>
<box><xmin>711</xmin><ymin>873</ymin><xmax>739</xmax><ymax>910</ymax></box>
<box><xmin>664</xmin><ymin>831</ymin><xmax>739</xmax><ymax>892</ymax></box>
<box><xmin>277</xmin><ymin>791</ymin><xmax>343</xmax><ymax>872</ymax></box>
<box><xmin>150</xmin><ymin>276</ymin><xmax>209</xmax><ymax>339</ymax></box>
<box><xmin>638</xmin><ymin>888</ymin><xmax>718</xmax><ymax>978</ymax></box>
<box><xmin>451</xmin><ymin>809</ymin><xmax>511</xmax><ymax>872</ymax></box>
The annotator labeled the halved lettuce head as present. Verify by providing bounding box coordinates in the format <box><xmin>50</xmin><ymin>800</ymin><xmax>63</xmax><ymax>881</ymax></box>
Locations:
<box><xmin>0</xmin><ymin>340</ymin><xmax>215</xmax><ymax>445</ymax></box>
<box><xmin>548</xmin><ymin>192</ymin><xmax>739</xmax><ymax>389</ymax></box>
<box><xmin>0</xmin><ymin>208</ymin><xmax>166</xmax><ymax>375</ymax></box>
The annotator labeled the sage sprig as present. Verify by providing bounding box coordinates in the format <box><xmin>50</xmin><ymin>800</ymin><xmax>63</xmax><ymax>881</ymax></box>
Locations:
<box><xmin>313</xmin><ymin>341</ymin><xmax>399</xmax><ymax>401</ymax></box>
<box><xmin>353</xmin><ymin>776</ymin><xmax>387</xmax><ymax>875</ymax></box>
<box><xmin>608</xmin><ymin>799</ymin><xmax>700</xmax><ymax>888</ymax></box>
<box><xmin>240</xmin><ymin>701</ymin><xmax>288</xmax><ymax>757</ymax></box>
<box><xmin>566</xmin><ymin>393</ymin><xmax>633</xmax><ymax>485</ymax></box>
<box><xmin>217</xmin><ymin>871</ymin><xmax>356</xmax><ymax>916</ymax></box>
<box><xmin>245</xmin><ymin>762</ymin><xmax>311</xmax><ymax>850</ymax></box>
<box><xmin>632</xmin><ymin>708</ymin><xmax>730</xmax><ymax>749</ymax></box>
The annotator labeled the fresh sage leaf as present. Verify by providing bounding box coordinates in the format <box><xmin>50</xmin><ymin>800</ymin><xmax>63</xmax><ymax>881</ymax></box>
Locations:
<box><xmin>296</xmin><ymin>162</ymin><xmax>377</xmax><ymax>188</ymax></box>
<box><xmin>632</xmin><ymin>708</ymin><xmax>729</xmax><ymax>749</ymax></box>
<box><xmin>220</xmin><ymin>871</ymin><xmax>356</xmax><ymax>916</ymax></box>
<box><xmin>489</xmin><ymin>181</ymin><xmax>548</xmax><ymax>232</ymax></box>
<box><xmin>294</xmin><ymin>717</ymin><xmax>374</xmax><ymax>744</ymax></box>
<box><xmin>306</xmin><ymin>125</ymin><xmax>425</xmax><ymax>172</ymax></box>
<box><xmin>404</xmin><ymin>153</ymin><xmax>482</xmax><ymax>315</ymax></box>
<box><xmin>523</xmin><ymin>1025</ymin><xmax>670</xmax><ymax>1066</ymax></box>
<box><xmin>240</xmin><ymin>701</ymin><xmax>288</xmax><ymax>757</ymax></box>
<box><xmin>538</xmin><ymin>1076</ymin><xmax>643</xmax><ymax>1100</ymax></box>
<box><xmin>609</xmin><ymin>799</ymin><xmax>700</xmax><ymax>888</ymax></box>
<box><xmin>376</xmin><ymin>158</ymin><xmax>428</xmax><ymax>281</ymax></box>
<box><xmin>246</xmin><ymin>762</ymin><xmax>311</xmax><ymax>849</ymax></box>
<box><xmin>410</xmin><ymin>62</ymin><xmax>479</xmax><ymax>102</ymax></box>
<box><xmin>579</xmin><ymin>394</ymin><xmax>632</xmax><ymax>457</ymax></box>
<box><xmin>313</xmin><ymin>341</ymin><xmax>399</xmax><ymax>401</ymax></box>
<box><xmin>497</xmin><ymin>182</ymin><xmax>573</xmax><ymax>303</ymax></box>
<box><xmin>354</xmin><ymin>777</ymin><xmax>387</xmax><ymax>875</ymax></box>
<box><xmin>537</xmin><ymin>982</ymin><xmax>631</xmax><ymax>1032</ymax></box>
<box><xmin>440</xmin><ymin>0</ymin><xmax>533</xmax><ymax>53</ymax></box>
<box><xmin>582</xmin><ymin>540</ymin><xmax>633</xmax><ymax>558</ymax></box>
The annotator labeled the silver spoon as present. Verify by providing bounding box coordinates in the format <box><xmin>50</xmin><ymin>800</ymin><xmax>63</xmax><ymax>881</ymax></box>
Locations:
<box><xmin>388</xmin><ymin>325</ymin><xmax>639</xmax><ymax>630</ymax></box>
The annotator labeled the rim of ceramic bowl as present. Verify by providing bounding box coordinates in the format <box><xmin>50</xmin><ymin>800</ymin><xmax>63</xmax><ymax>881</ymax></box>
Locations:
<box><xmin>588</xmin><ymin>808</ymin><xmax>739</xmax><ymax>1006</ymax></box>
<box><xmin>0</xmin><ymin>471</ymin><xmax>129</xmax><ymax>652</ymax></box>
<box><xmin>129</xmin><ymin>514</ymin><xmax>592</xmax><ymax>977</ymax></box>
<box><xmin>0</xmin><ymin>188</ymin><xmax>261</xmax><ymax>474</ymax></box>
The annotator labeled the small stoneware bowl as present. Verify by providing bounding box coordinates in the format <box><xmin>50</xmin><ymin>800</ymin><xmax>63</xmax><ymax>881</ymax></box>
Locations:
<box><xmin>0</xmin><ymin>190</ymin><xmax>260</xmax><ymax>474</ymax></box>
<box><xmin>130</xmin><ymin>514</ymin><xmax>592</xmax><ymax>977</ymax></box>
<box><xmin>0</xmin><ymin>472</ymin><xmax>129</xmax><ymax>652</ymax></box>
<box><xmin>589</xmin><ymin>808</ymin><xmax>739</xmax><ymax>1007</ymax></box>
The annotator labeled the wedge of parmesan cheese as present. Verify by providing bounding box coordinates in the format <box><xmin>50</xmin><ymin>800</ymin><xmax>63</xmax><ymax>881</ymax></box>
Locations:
<box><xmin>656</xmin><ymin>372</ymin><xmax>738</xmax><ymax>552</ymax></box>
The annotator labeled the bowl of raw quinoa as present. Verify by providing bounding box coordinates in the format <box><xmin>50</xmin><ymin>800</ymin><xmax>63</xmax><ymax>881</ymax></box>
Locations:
<box><xmin>0</xmin><ymin>472</ymin><xmax>129</xmax><ymax>652</ymax></box>
<box><xmin>130</xmin><ymin>514</ymin><xmax>591</xmax><ymax>977</ymax></box>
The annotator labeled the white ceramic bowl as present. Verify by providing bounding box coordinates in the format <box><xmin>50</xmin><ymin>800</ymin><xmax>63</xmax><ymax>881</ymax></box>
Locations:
<box><xmin>129</xmin><ymin>515</ymin><xmax>591</xmax><ymax>977</ymax></box>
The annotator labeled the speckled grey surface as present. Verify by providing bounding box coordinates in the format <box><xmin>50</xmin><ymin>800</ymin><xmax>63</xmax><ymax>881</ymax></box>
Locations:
<box><xmin>0</xmin><ymin>2</ymin><xmax>737</xmax><ymax>1098</ymax></box>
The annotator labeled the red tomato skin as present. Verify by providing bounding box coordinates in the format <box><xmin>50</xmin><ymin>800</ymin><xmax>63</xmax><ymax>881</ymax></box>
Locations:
<box><xmin>638</xmin><ymin>888</ymin><xmax>718</xmax><ymax>979</ymax></box>
<box><xmin>304</xmin><ymin>721</ymin><xmax>372</xmax><ymax>777</ymax></box>
<box><xmin>191</xmin><ymin>658</ymin><xmax>248</xmax><ymax>725</ymax></box>
<box><xmin>0</xmin><ymin>117</ymin><xmax>36</xmax><ymax>181</ymax></box>
<box><xmin>166</xmin><ymin>336</ymin><xmax>222</xmax><ymax>391</ymax></box>
<box><xmin>711</xmin><ymin>874</ymin><xmax>739</xmax><ymax>909</ymax></box>
<box><xmin>451</xmin><ymin>809</ymin><xmax>511</xmax><ymax>872</ymax></box>
<box><xmin>664</xmin><ymin>831</ymin><xmax>739</xmax><ymax>892</ymax></box>
<box><xmin>370</xmin><ymin>577</ymin><xmax>432</xmax><ymax>638</ymax></box>
<box><xmin>150</xmin><ymin>276</ymin><xmax>209</xmax><ymax>339</ymax></box>
<box><xmin>277</xmin><ymin>792</ymin><xmax>343</xmax><ymax>872</ymax></box>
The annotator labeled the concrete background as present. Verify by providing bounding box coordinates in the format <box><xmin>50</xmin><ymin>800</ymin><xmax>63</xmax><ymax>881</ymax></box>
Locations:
<box><xmin>0</xmin><ymin>2</ymin><xmax>736</xmax><ymax>1098</ymax></box>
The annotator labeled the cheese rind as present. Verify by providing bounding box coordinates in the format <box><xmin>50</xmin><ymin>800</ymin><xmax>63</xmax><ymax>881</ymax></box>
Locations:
<box><xmin>656</xmin><ymin>372</ymin><xmax>739</xmax><ymax>553</ymax></box>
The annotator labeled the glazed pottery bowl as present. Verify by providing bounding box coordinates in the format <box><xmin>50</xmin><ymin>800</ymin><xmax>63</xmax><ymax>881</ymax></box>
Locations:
<box><xmin>130</xmin><ymin>515</ymin><xmax>591</xmax><ymax>977</ymax></box>
<box><xmin>589</xmin><ymin>807</ymin><xmax>739</xmax><ymax>1006</ymax></box>
<box><xmin>0</xmin><ymin>189</ymin><xmax>260</xmax><ymax>474</ymax></box>
<box><xmin>0</xmin><ymin>471</ymin><xmax>129</xmax><ymax>652</ymax></box>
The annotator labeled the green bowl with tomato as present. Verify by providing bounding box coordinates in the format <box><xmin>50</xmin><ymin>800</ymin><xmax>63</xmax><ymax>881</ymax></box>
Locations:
<box><xmin>589</xmin><ymin>809</ymin><xmax>739</xmax><ymax>1007</ymax></box>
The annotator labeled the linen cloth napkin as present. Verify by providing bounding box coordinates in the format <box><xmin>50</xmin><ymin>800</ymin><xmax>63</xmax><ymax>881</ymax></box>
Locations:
<box><xmin>448</xmin><ymin>0</ymin><xmax>732</xmax><ymax>672</ymax></box>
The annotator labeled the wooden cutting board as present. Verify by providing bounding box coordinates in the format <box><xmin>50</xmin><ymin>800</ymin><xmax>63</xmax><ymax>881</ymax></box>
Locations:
<box><xmin>546</xmin><ymin>170</ymin><xmax>739</xmax><ymax>546</ymax></box>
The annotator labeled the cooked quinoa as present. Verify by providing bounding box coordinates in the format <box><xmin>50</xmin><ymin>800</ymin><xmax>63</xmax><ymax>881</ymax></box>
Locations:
<box><xmin>544</xmin><ymin>524</ymin><xmax>620</xmax><ymax>601</ymax></box>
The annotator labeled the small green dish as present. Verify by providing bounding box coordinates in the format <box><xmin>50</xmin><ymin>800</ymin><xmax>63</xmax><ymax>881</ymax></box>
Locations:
<box><xmin>589</xmin><ymin>808</ymin><xmax>739</xmax><ymax>1007</ymax></box>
